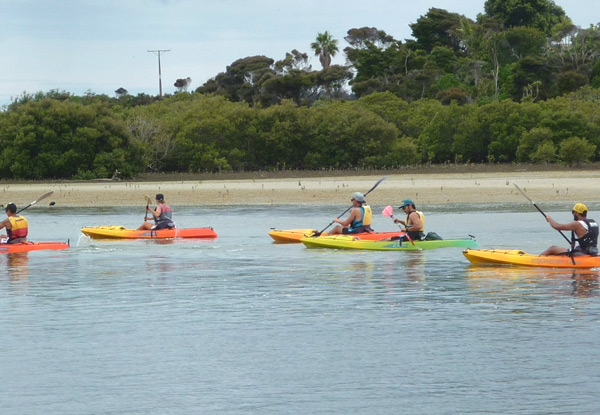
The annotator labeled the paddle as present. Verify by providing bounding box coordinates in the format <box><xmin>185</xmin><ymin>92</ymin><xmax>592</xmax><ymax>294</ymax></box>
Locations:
<box><xmin>382</xmin><ymin>205</ymin><xmax>416</xmax><ymax>246</ymax></box>
<box><xmin>314</xmin><ymin>177</ymin><xmax>387</xmax><ymax>236</ymax></box>
<box><xmin>16</xmin><ymin>191</ymin><xmax>54</xmax><ymax>214</ymax></box>
<box><xmin>512</xmin><ymin>181</ymin><xmax>575</xmax><ymax>264</ymax></box>
<box><xmin>143</xmin><ymin>195</ymin><xmax>151</xmax><ymax>222</ymax></box>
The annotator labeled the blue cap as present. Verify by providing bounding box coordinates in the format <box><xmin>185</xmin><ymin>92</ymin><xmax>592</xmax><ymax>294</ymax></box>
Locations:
<box><xmin>399</xmin><ymin>199</ymin><xmax>414</xmax><ymax>208</ymax></box>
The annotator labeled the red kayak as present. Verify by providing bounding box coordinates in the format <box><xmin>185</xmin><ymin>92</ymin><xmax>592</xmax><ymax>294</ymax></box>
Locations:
<box><xmin>0</xmin><ymin>241</ymin><xmax>70</xmax><ymax>253</ymax></box>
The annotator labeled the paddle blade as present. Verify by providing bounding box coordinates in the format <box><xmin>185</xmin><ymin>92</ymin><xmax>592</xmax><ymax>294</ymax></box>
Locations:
<box><xmin>382</xmin><ymin>205</ymin><xmax>394</xmax><ymax>218</ymax></box>
<box><xmin>32</xmin><ymin>191</ymin><xmax>54</xmax><ymax>205</ymax></box>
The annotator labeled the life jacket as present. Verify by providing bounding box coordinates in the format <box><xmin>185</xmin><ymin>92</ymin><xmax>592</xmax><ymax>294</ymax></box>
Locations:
<box><xmin>153</xmin><ymin>204</ymin><xmax>174</xmax><ymax>229</ymax></box>
<box><xmin>7</xmin><ymin>215</ymin><xmax>28</xmax><ymax>240</ymax></box>
<box><xmin>406</xmin><ymin>210</ymin><xmax>425</xmax><ymax>232</ymax></box>
<box><xmin>351</xmin><ymin>205</ymin><xmax>372</xmax><ymax>229</ymax></box>
<box><xmin>573</xmin><ymin>218</ymin><xmax>598</xmax><ymax>254</ymax></box>
<box><xmin>155</xmin><ymin>204</ymin><xmax>173</xmax><ymax>224</ymax></box>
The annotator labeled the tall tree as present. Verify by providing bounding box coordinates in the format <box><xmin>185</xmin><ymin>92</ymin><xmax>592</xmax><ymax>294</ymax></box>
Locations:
<box><xmin>409</xmin><ymin>8</ymin><xmax>465</xmax><ymax>53</ymax></box>
<box><xmin>311</xmin><ymin>31</ymin><xmax>339</xmax><ymax>69</ymax></box>
<box><xmin>484</xmin><ymin>0</ymin><xmax>568</xmax><ymax>35</ymax></box>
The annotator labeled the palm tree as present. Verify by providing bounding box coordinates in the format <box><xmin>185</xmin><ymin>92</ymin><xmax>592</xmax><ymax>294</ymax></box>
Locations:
<box><xmin>311</xmin><ymin>31</ymin><xmax>339</xmax><ymax>69</ymax></box>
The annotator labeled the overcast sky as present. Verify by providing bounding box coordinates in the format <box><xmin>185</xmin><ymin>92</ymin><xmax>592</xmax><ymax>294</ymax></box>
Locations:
<box><xmin>1</xmin><ymin>0</ymin><xmax>597</xmax><ymax>105</ymax></box>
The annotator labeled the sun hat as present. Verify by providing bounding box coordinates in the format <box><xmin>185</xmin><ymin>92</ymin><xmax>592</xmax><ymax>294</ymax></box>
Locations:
<box><xmin>573</xmin><ymin>203</ymin><xmax>587</xmax><ymax>214</ymax></box>
<box><xmin>399</xmin><ymin>199</ymin><xmax>414</xmax><ymax>208</ymax></box>
<box><xmin>352</xmin><ymin>192</ymin><xmax>366</xmax><ymax>203</ymax></box>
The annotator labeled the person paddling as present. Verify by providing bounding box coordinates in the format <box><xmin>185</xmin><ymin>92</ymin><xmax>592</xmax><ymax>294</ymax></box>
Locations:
<box><xmin>0</xmin><ymin>203</ymin><xmax>28</xmax><ymax>244</ymax></box>
<box><xmin>540</xmin><ymin>203</ymin><xmax>598</xmax><ymax>256</ymax></box>
<box><xmin>329</xmin><ymin>192</ymin><xmax>374</xmax><ymax>235</ymax></box>
<box><xmin>137</xmin><ymin>193</ymin><xmax>175</xmax><ymax>231</ymax></box>
<box><xmin>394</xmin><ymin>199</ymin><xmax>426</xmax><ymax>241</ymax></box>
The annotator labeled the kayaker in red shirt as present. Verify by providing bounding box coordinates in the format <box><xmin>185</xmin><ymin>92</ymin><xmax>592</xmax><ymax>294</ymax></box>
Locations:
<box><xmin>0</xmin><ymin>202</ymin><xmax>29</xmax><ymax>244</ymax></box>
<box><xmin>137</xmin><ymin>193</ymin><xmax>175</xmax><ymax>230</ymax></box>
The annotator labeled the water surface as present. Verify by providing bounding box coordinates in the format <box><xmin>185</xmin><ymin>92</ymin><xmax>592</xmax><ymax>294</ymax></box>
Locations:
<box><xmin>1</xmin><ymin>205</ymin><xmax>598</xmax><ymax>414</ymax></box>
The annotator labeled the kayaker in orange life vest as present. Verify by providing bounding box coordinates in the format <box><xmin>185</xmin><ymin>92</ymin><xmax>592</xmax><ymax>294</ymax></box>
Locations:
<box><xmin>137</xmin><ymin>193</ymin><xmax>175</xmax><ymax>231</ymax></box>
<box><xmin>0</xmin><ymin>202</ymin><xmax>28</xmax><ymax>244</ymax></box>
<box><xmin>395</xmin><ymin>199</ymin><xmax>426</xmax><ymax>241</ymax></box>
<box><xmin>540</xmin><ymin>203</ymin><xmax>599</xmax><ymax>256</ymax></box>
<box><xmin>329</xmin><ymin>192</ymin><xmax>374</xmax><ymax>235</ymax></box>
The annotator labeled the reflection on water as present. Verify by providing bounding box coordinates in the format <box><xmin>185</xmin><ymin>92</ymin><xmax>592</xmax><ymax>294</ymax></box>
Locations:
<box><xmin>466</xmin><ymin>264</ymin><xmax>600</xmax><ymax>298</ymax></box>
<box><xmin>5</xmin><ymin>253</ymin><xmax>30</xmax><ymax>281</ymax></box>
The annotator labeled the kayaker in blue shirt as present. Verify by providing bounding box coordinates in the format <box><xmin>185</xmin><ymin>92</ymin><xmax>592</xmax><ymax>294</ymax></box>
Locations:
<box><xmin>137</xmin><ymin>193</ymin><xmax>175</xmax><ymax>230</ymax></box>
<box><xmin>329</xmin><ymin>192</ymin><xmax>374</xmax><ymax>235</ymax></box>
<box><xmin>541</xmin><ymin>203</ymin><xmax>598</xmax><ymax>256</ymax></box>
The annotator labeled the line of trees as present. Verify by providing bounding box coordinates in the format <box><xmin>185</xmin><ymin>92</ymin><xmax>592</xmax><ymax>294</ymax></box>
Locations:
<box><xmin>1</xmin><ymin>0</ymin><xmax>600</xmax><ymax>179</ymax></box>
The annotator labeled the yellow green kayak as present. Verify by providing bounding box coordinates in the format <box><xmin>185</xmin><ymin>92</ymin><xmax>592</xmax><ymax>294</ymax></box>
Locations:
<box><xmin>301</xmin><ymin>235</ymin><xmax>478</xmax><ymax>250</ymax></box>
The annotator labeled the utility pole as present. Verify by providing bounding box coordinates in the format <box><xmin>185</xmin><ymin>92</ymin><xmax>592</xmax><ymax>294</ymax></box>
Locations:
<box><xmin>148</xmin><ymin>49</ymin><xmax>170</xmax><ymax>97</ymax></box>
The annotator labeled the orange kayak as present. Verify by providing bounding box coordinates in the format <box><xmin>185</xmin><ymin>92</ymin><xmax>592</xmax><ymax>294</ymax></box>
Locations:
<box><xmin>81</xmin><ymin>226</ymin><xmax>218</xmax><ymax>240</ymax></box>
<box><xmin>269</xmin><ymin>228</ymin><xmax>403</xmax><ymax>243</ymax></box>
<box><xmin>0</xmin><ymin>241</ymin><xmax>70</xmax><ymax>253</ymax></box>
<box><xmin>463</xmin><ymin>249</ymin><xmax>600</xmax><ymax>269</ymax></box>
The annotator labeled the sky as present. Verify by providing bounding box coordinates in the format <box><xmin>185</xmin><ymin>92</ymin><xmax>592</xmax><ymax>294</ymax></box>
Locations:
<box><xmin>1</xmin><ymin>0</ymin><xmax>598</xmax><ymax>105</ymax></box>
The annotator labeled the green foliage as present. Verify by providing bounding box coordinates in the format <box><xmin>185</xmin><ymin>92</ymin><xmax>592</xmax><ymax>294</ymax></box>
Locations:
<box><xmin>483</xmin><ymin>0</ymin><xmax>568</xmax><ymax>36</ymax></box>
<box><xmin>0</xmin><ymin>98</ymin><xmax>143</xmax><ymax>179</ymax></box>
<box><xmin>516</xmin><ymin>126</ymin><xmax>553</xmax><ymax>161</ymax></box>
<box><xmin>529</xmin><ymin>140</ymin><xmax>557</xmax><ymax>163</ymax></box>
<box><xmin>559</xmin><ymin>136</ymin><xmax>596</xmax><ymax>165</ymax></box>
<box><xmin>409</xmin><ymin>8</ymin><xmax>465</xmax><ymax>53</ymax></box>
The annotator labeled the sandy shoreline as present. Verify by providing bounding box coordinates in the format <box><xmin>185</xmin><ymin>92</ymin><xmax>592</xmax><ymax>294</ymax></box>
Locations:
<box><xmin>1</xmin><ymin>169</ymin><xmax>599</xmax><ymax>208</ymax></box>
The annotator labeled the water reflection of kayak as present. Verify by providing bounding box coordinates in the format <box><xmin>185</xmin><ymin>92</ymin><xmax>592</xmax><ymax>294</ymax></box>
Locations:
<box><xmin>301</xmin><ymin>235</ymin><xmax>478</xmax><ymax>250</ymax></box>
<box><xmin>463</xmin><ymin>249</ymin><xmax>600</xmax><ymax>269</ymax></box>
<box><xmin>269</xmin><ymin>228</ymin><xmax>403</xmax><ymax>243</ymax></box>
<box><xmin>0</xmin><ymin>241</ymin><xmax>69</xmax><ymax>253</ymax></box>
<box><xmin>81</xmin><ymin>226</ymin><xmax>218</xmax><ymax>240</ymax></box>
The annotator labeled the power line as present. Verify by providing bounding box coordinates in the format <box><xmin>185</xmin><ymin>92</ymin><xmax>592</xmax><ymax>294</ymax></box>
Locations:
<box><xmin>148</xmin><ymin>49</ymin><xmax>170</xmax><ymax>97</ymax></box>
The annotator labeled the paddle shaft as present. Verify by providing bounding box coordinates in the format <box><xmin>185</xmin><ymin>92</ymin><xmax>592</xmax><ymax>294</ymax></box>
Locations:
<box><xmin>513</xmin><ymin>182</ymin><xmax>575</xmax><ymax>264</ymax></box>
<box><xmin>318</xmin><ymin>177</ymin><xmax>387</xmax><ymax>234</ymax></box>
<box><xmin>512</xmin><ymin>182</ymin><xmax>572</xmax><ymax>245</ymax></box>
<box><xmin>144</xmin><ymin>196</ymin><xmax>150</xmax><ymax>221</ymax></box>
<box><xmin>16</xmin><ymin>191</ymin><xmax>54</xmax><ymax>214</ymax></box>
<box><xmin>391</xmin><ymin>215</ymin><xmax>415</xmax><ymax>246</ymax></box>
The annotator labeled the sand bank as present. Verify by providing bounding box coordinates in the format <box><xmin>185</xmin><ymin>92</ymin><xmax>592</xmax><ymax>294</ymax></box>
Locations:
<box><xmin>1</xmin><ymin>169</ymin><xmax>599</xmax><ymax>208</ymax></box>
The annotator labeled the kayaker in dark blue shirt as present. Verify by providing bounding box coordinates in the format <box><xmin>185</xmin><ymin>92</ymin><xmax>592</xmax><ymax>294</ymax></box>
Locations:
<box><xmin>541</xmin><ymin>203</ymin><xmax>598</xmax><ymax>256</ymax></box>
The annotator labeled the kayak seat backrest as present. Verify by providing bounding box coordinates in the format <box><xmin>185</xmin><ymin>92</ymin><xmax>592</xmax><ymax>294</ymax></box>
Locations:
<box><xmin>424</xmin><ymin>232</ymin><xmax>443</xmax><ymax>241</ymax></box>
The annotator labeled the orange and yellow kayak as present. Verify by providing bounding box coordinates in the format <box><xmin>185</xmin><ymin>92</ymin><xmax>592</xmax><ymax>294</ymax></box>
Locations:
<box><xmin>269</xmin><ymin>228</ymin><xmax>403</xmax><ymax>243</ymax></box>
<box><xmin>0</xmin><ymin>241</ymin><xmax>69</xmax><ymax>253</ymax></box>
<box><xmin>463</xmin><ymin>249</ymin><xmax>600</xmax><ymax>269</ymax></box>
<box><xmin>81</xmin><ymin>226</ymin><xmax>218</xmax><ymax>240</ymax></box>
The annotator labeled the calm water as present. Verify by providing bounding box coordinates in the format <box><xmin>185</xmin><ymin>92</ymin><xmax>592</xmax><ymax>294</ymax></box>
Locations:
<box><xmin>1</xmin><ymin>204</ymin><xmax>599</xmax><ymax>415</ymax></box>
